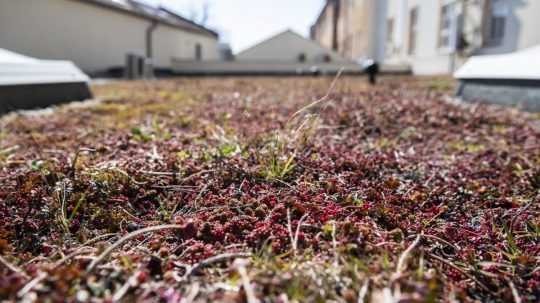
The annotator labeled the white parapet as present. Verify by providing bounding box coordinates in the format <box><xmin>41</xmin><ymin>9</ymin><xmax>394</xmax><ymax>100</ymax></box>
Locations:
<box><xmin>0</xmin><ymin>48</ymin><xmax>90</xmax><ymax>86</ymax></box>
<box><xmin>0</xmin><ymin>48</ymin><xmax>92</xmax><ymax>114</ymax></box>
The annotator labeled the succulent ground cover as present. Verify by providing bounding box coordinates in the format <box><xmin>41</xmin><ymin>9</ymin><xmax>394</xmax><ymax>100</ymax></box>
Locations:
<box><xmin>0</xmin><ymin>76</ymin><xmax>538</xmax><ymax>302</ymax></box>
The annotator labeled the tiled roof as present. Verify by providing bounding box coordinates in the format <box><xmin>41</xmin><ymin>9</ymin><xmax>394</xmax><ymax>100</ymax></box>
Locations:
<box><xmin>73</xmin><ymin>0</ymin><xmax>218</xmax><ymax>38</ymax></box>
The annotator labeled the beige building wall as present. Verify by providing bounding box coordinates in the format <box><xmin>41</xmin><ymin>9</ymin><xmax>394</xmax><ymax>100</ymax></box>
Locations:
<box><xmin>0</xmin><ymin>0</ymin><xmax>219</xmax><ymax>74</ymax></box>
<box><xmin>338</xmin><ymin>0</ymin><xmax>371</xmax><ymax>59</ymax></box>
<box><xmin>311</xmin><ymin>2</ymin><xmax>337</xmax><ymax>51</ymax></box>
<box><xmin>312</xmin><ymin>0</ymin><xmax>387</xmax><ymax>62</ymax></box>
<box><xmin>153</xmin><ymin>25</ymin><xmax>219</xmax><ymax>67</ymax></box>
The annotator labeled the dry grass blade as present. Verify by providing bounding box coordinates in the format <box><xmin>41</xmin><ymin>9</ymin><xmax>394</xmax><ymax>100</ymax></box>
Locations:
<box><xmin>112</xmin><ymin>270</ymin><xmax>142</xmax><ymax>302</ymax></box>
<box><xmin>234</xmin><ymin>258</ymin><xmax>260</xmax><ymax>303</ymax></box>
<box><xmin>184</xmin><ymin>252</ymin><xmax>252</xmax><ymax>278</ymax></box>
<box><xmin>17</xmin><ymin>272</ymin><xmax>46</xmax><ymax>298</ymax></box>
<box><xmin>395</xmin><ymin>234</ymin><xmax>422</xmax><ymax>278</ymax></box>
<box><xmin>508</xmin><ymin>280</ymin><xmax>522</xmax><ymax>303</ymax></box>
<box><xmin>286</xmin><ymin>209</ymin><xmax>309</xmax><ymax>256</ymax></box>
<box><xmin>287</xmin><ymin>67</ymin><xmax>344</xmax><ymax>123</ymax></box>
<box><xmin>18</xmin><ymin>247</ymin><xmax>97</xmax><ymax>298</ymax></box>
<box><xmin>427</xmin><ymin>253</ymin><xmax>492</xmax><ymax>294</ymax></box>
<box><xmin>420</xmin><ymin>234</ymin><xmax>459</xmax><ymax>251</ymax></box>
<box><xmin>0</xmin><ymin>255</ymin><xmax>28</xmax><ymax>278</ymax></box>
<box><xmin>358</xmin><ymin>278</ymin><xmax>370</xmax><ymax>303</ymax></box>
<box><xmin>86</xmin><ymin>225</ymin><xmax>183</xmax><ymax>273</ymax></box>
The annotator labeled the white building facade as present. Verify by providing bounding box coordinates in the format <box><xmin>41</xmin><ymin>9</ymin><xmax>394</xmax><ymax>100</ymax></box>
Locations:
<box><xmin>0</xmin><ymin>0</ymin><xmax>220</xmax><ymax>76</ymax></box>
<box><xmin>385</xmin><ymin>0</ymin><xmax>540</xmax><ymax>75</ymax></box>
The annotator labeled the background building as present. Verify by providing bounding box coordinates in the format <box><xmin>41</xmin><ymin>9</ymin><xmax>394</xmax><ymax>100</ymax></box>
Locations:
<box><xmin>311</xmin><ymin>0</ymin><xmax>388</xmax><ymax>63</ymax></box>
<box><xmin>172</xmin><ymin>30</ymin><xmax>363</xmax><ymax>75</ymax></box>
<box><xmin>385</xmin><ymin>0</ymin><xmax>540</xmax><ymax>75</ymax></box>
<box><xmin>313</xmin><ymin>0</ymin><xmax>540</xmax><ymax>75</ymax></box>
<box><xmin>0</xmin><ymin>0</ymin><xmax>220</xmax><ymax>76</ymax></box>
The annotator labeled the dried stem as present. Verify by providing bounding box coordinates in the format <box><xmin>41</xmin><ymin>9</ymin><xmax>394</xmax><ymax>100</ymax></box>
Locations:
<box><xmin>235</xmin><ymin>259</ymin><xmax>259</xmax><ymax>303</ymax></box>
<box><xmin>358</xmin><ymin>278</ymin><xmax>370</xmax><ymax>303</ymax></box>
<box><xmin>287</xmin><ymin>209</ymin><xmax>309</xmax><ymax>256</ymax></box>
<box><xmin>395</xmin><ymin>234</ymin><xmax>422</xmax><ymax>277</ymax></box>
<box><xmin>427</xmin><ymin>253</ymin><xmax>492</xmax><ymax>294</ymax></box>
<box><xmin>87</xmin><ymin>225</ymin><xmax>183</xmax><ymax>273</ymax></box>
<box><xmin>0</xmin><ymin>255</ymin><xmax>28</xmax><ymax>278</ymax></box>
<box><xmin>112</xmin><ymin>270</ymin><xmax>141</xmax><ymax>302</ymax></box>
<box><xmin>508</xmin><ymin>280</ymin><xmax>522</xmax><ymax>303</ymax></box>
<box><xmin>184</xmin><ymin>252</ymin><xmax>252</xmax><ymax>278</ymax></box>
<box><xmin>288</xmin><ymin>67</ymin><xmax>344</xmax><ymax>123</ymax></box>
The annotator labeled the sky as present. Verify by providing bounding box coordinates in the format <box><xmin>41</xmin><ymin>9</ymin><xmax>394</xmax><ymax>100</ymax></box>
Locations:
<box><xmin>142</xmin><ymin>0</ymin><xmax>326</xmax><ymax>53</ymax></box>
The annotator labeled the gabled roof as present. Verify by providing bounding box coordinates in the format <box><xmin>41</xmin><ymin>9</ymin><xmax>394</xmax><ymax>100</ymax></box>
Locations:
<box><xmin>71</xmin><ymin>0</ymin><xmax>218</xmax><ymax>38</ymax></box>
<box><xmin>236</xmin><ymin>29</ymin><xmax>351</xmax><ymax>63</ymax></box>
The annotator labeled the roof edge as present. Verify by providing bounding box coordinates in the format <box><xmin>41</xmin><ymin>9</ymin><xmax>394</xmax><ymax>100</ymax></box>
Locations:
<box><xmin>70</xmin><ymin>0</ymin><xmax>218</xmax><ymax>39</ymax></box>
<box><xmin>158</xmin><ymin>6</ymin><xmax>218</xmax><ymax>38</ymax></box>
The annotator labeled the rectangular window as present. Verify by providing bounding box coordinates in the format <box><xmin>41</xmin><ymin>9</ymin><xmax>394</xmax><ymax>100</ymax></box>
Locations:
<box><xmin>387</xmin><ymin>18</ymin><xmax>394</xmax><ymax>43</ymax></box>
<box><xmin>386</xmin><ymin>18</ymin><xmax>394</xmax><ymax>55</ymax></box>
<box><xmin>195</xmin><ymin>44</ymin><xmax>202</xmax><ymax>61</ymax></box>
<box><xmin>488</xmin><ymin>0</ymin><xmax>508</xmax><ymax>45</ymax></box>
<box><xmin>439</xmin><ymin>2</ymin><xmax>458</xmax><ymax>50</ymax></box>
<box><xmin>408</xmin><ymin>7</ymin><xmax>418</xmax><ymax>55</ymax></box>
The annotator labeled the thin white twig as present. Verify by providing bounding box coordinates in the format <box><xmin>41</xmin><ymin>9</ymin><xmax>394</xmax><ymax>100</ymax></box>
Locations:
<box><xmin>112</xmin><ymin>270</ymin><xmax>141</xmax><ymax>302</ymax></box>
<box><xmin>427</xmin><ymin>253</ymin><xmax>492</xmax><ymax>293</ymax></box>
<box><xmin>184</xmin><ymin>282</ymin><xmax>200</xmax><ymax>303</ymax></box>
<box><xmin>332</xmin><ymin>221</ymin><xmax>338</xmax><ymax>266</ymax></box>
<box><xmin>287</xmin><ymin>209</ymin><xmax>309</xmax><ymax>256</ymax></box>
<box><xmin>508</xmin><ymin>280</ymin><xmax>522</xmax><ymax>303</ymax></box>
<box><xmin>286</xmin><ymin>209</ymin><xmax>294</xmax><ymax>254</ymax></box>
<box><xmin>0</xmin><ymin>255</ymin><xmax>28</xmax><ymax>278</ymax></box>
<box><xmin>358</xmin><ymin>278</ymin><xmax>370</xmax><ymax>303</ymax></box>
<box><xmin>294</xmin><ymin>213</ymin><xmax>309</xmax><ymax>252</ymax></box>
<box><xmin>234</xmin><ymin>259</ymin><xmax>260</xmax><ymax>303</ymax></box>
<box><xmin>18</xmin><ymin>247</ymin><xmax>97</xmax><ymax>298</ymax></box>
<box><xmin>184</xmin><ymin>252</ymin><xmax>252</xmax><ymax>278</ymax></box>
<box><xmin>17</xmin><ymin>272</ymin><xmax>46</xmax><ymax>298</ymax></box>
<box><xmin>395</xmin><ymin>234</ymin><xmax>422</xmax><ymax>277</ymax></box>
<box><xmin>288</xmin><ymin>67</ymin><xmax>344</xmax><ymax>123</ymax></box>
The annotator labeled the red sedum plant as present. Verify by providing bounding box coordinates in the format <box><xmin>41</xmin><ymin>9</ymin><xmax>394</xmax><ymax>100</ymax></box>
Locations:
<box><xmin>0</xmin><ymin>76</ymin><xmax>538</xmax><ymax>302</ymax></box>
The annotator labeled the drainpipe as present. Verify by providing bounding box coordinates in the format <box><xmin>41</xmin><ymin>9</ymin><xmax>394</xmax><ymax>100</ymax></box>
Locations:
<box><xmin>332</xmin><ymin>0</ymin><xmax>340</xmax><ymax>51</ymax></box>
<box><xmin>481</xmin><ymin>0</ymin><xmax>491</xmax><ymax>47</ymax></box>
<box><xmin>146</xmin><ymin>19</ymin><xmax>158</xmax><ymax>59</ymax></box>
<box><xmin>145</xmin><ymin>20</ymin><xmax>158</xmax><ymax>78</ymax></box>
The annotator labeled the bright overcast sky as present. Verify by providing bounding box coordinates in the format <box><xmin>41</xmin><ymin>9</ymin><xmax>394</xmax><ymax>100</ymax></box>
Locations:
<box><xmin>142</xmin><ymin>0</ymin><xmax>326</xmax><ymax>53</ymax></box>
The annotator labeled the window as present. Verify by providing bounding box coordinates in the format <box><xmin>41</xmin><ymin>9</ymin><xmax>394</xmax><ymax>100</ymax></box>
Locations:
<box><xmin>488</xmin><ymin>0</ymin><xmax>508</xmax><ymax>45</ymax></box>
<box><xmin>439</xmin><ymin>2</ymin><xmax>459</xmax><ymax>51</ymax></box>
<box><xmin>195</xmin><ymin>43</ymin><xmax>202</xmax><ymax>61</ymax></box>
<box><xmin>408</xmin><ymin>7</ymin><xmax>418</xmax><ymax>55</ymax></box>
<box><xmin>323</xmin><ymin>54</ymin><xmax>331</xmax><ymax>63</ymax></box>
<box><xmin>298</xmin><ymin>53</ymin><xmax>307</xmax><ymax>62</ymax></box>
<box><xmin>387</xmin><ymin>18</ymin><xmax>394</xmax><ymax>52</ymax></box>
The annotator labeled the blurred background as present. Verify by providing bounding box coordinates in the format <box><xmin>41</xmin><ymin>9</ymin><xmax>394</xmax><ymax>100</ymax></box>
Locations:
<box><xmin>1</xmin><ymin>0</ymin><xmax>539</xmax><ymax>111</ymax></box>
<box><xmin>3</xmin><ymin>0</ymin><xmax>539</xmax><ymax>77</ymax></box>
